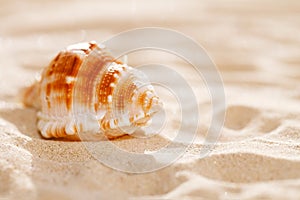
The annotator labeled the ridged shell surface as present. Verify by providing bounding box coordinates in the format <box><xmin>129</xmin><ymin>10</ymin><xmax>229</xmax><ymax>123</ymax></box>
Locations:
<box><xmin>23</xmin><ymin>41</ymin><xmax>162</xmax><ymax>140</ymax></box>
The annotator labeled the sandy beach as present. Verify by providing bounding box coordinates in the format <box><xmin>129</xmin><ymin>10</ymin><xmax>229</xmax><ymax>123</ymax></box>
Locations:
<box><xmin>1</xmin><ymin>0</ymin><xmax>300</xmax><ymax>199</ymax></box>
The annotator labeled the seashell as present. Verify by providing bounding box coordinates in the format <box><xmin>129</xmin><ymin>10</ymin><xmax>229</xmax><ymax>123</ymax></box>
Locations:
<box><xmin>23</xmin><ymin>41</ymin><xmax>162</xmax><ymax>140</ymax></box>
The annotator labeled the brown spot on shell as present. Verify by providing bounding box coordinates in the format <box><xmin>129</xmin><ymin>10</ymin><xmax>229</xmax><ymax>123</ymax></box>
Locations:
<box><xmin>114</xmin><ymin>119</ymin><xmax>118</xmax><ymax>125</ymax></box>
<box><xmin>138</xmin><ymin>92</ymin><xmax>147</xmax><ymax>106</ymax></box>
<box><xmin>46</xmin><ymin>84</ymin><xmax>51</xmax><ymax>108</ymax></box>
<box><xmin>54</xmin><ymin>53</ymin><xmax>61</xmax><ymax>62</ymax></box>
<box><xmin>89</xmin><ymin>41</ymin><xmax>98</xmax><ymax>51</ymax></box>
<box><xmin>73</xmin><ymin>125</ymin><xmax>78</xmax><ymax>134</ymax></box>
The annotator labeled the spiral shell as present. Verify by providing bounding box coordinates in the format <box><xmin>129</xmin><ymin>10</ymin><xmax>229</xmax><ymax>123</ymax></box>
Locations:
<box><xmin>23</xmin><ymin>41</ymin><xmax>162</xmax><ymax>140</ymax></box>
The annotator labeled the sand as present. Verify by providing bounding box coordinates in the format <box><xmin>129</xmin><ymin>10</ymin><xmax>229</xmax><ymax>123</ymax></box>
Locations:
<box><xmin>1</xmin><ymin>0</ymin><xmax>300</xmax><ymax>199</ymax></box>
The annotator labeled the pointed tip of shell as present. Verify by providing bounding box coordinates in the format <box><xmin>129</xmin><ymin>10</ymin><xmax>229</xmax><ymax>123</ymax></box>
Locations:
<box><xmin>22</xmin><ymin>81</ymin><xmax>41</xmax><ymax>109</ymax></box>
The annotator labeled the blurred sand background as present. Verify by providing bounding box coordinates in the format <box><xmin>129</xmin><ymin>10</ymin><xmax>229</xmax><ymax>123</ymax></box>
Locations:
<box><xmin>1</xmin><ymin>0</ymin><xmax>300</xmax><ymax>199</ymax></box>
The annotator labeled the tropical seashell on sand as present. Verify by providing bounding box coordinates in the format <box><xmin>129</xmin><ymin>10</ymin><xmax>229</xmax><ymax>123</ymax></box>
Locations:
<box><xmin>23</xmin><ymin>41</ymin><xmax>162</xmax><ymax>140</ymax></box>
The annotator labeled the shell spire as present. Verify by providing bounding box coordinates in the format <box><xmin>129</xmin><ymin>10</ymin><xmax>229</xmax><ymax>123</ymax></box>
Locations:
<box><xmin>23</xmin><ymin>41</ymin><xmax>163</xmax><ymax>140</ymax></box>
